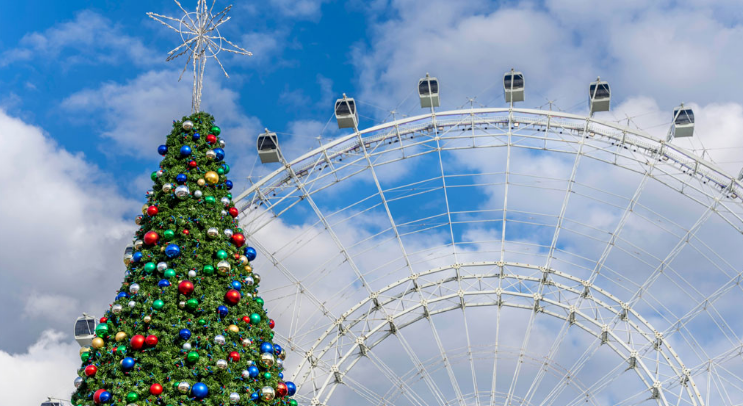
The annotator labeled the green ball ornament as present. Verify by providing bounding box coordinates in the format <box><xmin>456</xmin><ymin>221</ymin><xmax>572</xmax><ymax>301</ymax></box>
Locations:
<box><xmin>216</xmin><ymin>250</ymin><xmax>228</xmax><ymax>259</ymax></box>
<box><xmin>250</xmin><ymin>313</ymin><xmax>261</xmax><ymax>324</ymax></box>
<box><xmin>203</xmin><ymin>265</ymin><xmax>214</xmax><ymax>275</ymax></box>
<box><xmin>144</xmin><ymin>262</ymin><xmax>156</xmax><ymax>273</ymax></box>
<box><xmin>255</xmin><ymin>297</ymin><xmax>265</xmax><ymax>307</ymax></box>
<box><xmin>270</xmin><ymin>332</ymin><xmax>274</xmax><ymax>339</ymax></box>
<box><xmin>289</xmin><ymin>400</ymin><xmax>298</xmax><ymax>406</ymax></box>
<box><xmin>164</xmin><ymin>269</ymin><xmax>176</xmax><ymax>278</ymax></box>
<box><xmin>153</xmin><ymin>299</ymin><xmax>165</xmax><ymax>310</ymax></box>
<box><xmin>163</xmin><ymin>229</ymin><xmax>175</xmax><ymax>240</ymax></box>
<box><xmin>117</xmin><ymin>345</ymin><xmax>126</xmax><ymax>354</ymax></box>
<box><xmin>211</xmin><ymin>125</ymin><xmax>221</xmax><ymax>135</ymax></box>
<box><xmin>186</xmin><ymin>298</ymin><xmax>199</xmax><ymax>310</ymax></box>
<box><xmin>217</xmin><ymin>168</ymin><xmax>224</xmax><ymax>175</ymax></box>
<box><xmin>125</xmin><ymin>392</ymin><xmax>139</xmax><ymax>403</ymax></box>
<box><xmin>263</xmin><ymin>372</ymin><xmax>272</xmax><ymax>379</ymax></box>
<box><xmin>151</xmin><ymin>171</ymin><xmax>158</xmax><ymax>181</ymax></box>
<box><xmin>80</xmin><ymin>352</ymin><xmax>90</xmax><ymax>362</ymax></box>
<box><xmin>186</xmin><ymin>351</ymin><xmax>200</xmax><ymax>363</ymax></box>
<box><xmin>198</xmin><ymin>318</ymin><xmax>207</xmax><ymax>326</ymax></box>
<box><xmin>205</xmin><ymin>196</ymin><xmax>216</xmax><ymax>204</ymax></box>
<box><xmin>223</xmin><ymin>164</ymin><xmax>230</xmax><ymax>174</ymax></box>
<box><xmin>95</xmin><ymin>323</ymin><xmax>109</xmax><ymax>337</ymax></box>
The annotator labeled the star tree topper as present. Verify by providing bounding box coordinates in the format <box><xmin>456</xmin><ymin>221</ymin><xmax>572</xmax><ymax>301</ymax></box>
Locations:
<box><xmin>147</xmin><ymin>0</ymin><xmax>252</xmax><ymax>113</ymax></box>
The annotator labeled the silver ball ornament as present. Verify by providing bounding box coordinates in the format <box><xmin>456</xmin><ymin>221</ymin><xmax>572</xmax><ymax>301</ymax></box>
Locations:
<box><xmin>182</xmin><ymin>342</ymin><xmax>192</xmax><ymax>350</ymax></box>
<box><xmin>207</xmin><ymin>227</ymin><xmax>219</xmax><ymax>238</ymax></box>
<box><xmin>277</xmin><ymin>358</ymin><xmax>284</xmax><ymax>369</ymax></box>
<box><xmin>220</xmin><ymin>197</ymin><xmax>230</xmax><ymax>207</ymax></box>
<box><xmin>133</xmin><ymin>239</ymin><xmax>143</xmax><ymax>249</ymax></box>
<box><xmin>229</xmin><ymin>392</ymin><xmax>240</xmax><ymax>404</ymax></box>
<box><xmin>156</xmin><ymin>170</ymin><xmax>163</xmax><ymax>178</ymax></box>
<box><xmin>261</xmin><ymin>386</ymin><xmax>275</xmax><ymax>401</ymax></box>
<box><xmin>217</xmin><ymin>260</ymin><xmax>231</xmax><ymax>274</ymax></box>
<box><xmin>214</xmin><ymin>334</ymin><xmax>226</xmax><ymax>345</ymax></box>
<box><xmin>128</xmin><ymin>300</ymin><xmax>137</xmax><ymax>308</ymax></box>
<box><xmin>246</xmin><ymin>360</ymin><xmax>254</xmax><ymax>366</ymax></box>
<box><xmin>216</xmin><ymin>359</ymin><xmax>228</xmax><ymax>369</ymax></box>
<box><xmin>178</xmin><ymin>381</ymin><xmax>190</xmax><ymax>393</ymax></box>
<box><xmin>241</xmin><ymin>369</ymin><xmax>250</xmax><ymax>379</ymax></box>
<box><xmin>219</xmin><ymin>139</ymin><xmax>226</xmax><ymax>148</ymax></box>
<box><xmin>188</xmin><ymin>270</ymin><xmax>197</xmax><ymax>278</ymax></box>
<box><xmin>175</xmin><ymin>185</ymin><xmax>190</xmax><ymax>199</ymax></box>
<box><xmin>244</xmin><ymin>276</ymin><xmax>255</xmax><ymax>286</ymax></box>
<box><xmin>74</xmin><ymin>376</ymin><xmax>83</xmax><ymax>388</ymax></box>
<box><xmin>241</xmin><ymin>338</ymin><xmax>252</xmax><ymax>347</ymax></box>
<box><xmin>157</xmin><ymin>262</ymin><xmax>168</xmax><ymax>272</ymax></box>
<box><xmin>129</xmin><ymin>283</ymin><xmax>140</xmax><ymax>294</ymax></box>
<box><xmin>220</xmin><ymin>210</ymin><xmax>228</xmax><ymax>217</ymax></box>
<box><xmin>179</xmin><ymin>301</ymin><xmax>186</xmax><ymax>309</ymax></box>
<box><xmin>206</xmin><ymin>150</ymin><xmax>217</xmax><ymax>160</ymax></box>
<box><xmin>162</xmin><ymin>183</ymin><xmax>173</xmax><ymax>193</ymax></box>
<box><xmin>146</xmin><ymin>190</ymin><xmax>154</xmax><ymax>199</ymax></box>
<box><xmin>135</xmin><ymin>215</ymin><xmax>143</xmax><ymax>225</ymax></box>
<box><xmin>253</xmin><ymin>273</ymin><xmax>261</xmax><ymax>284</ymax></box>
<box><xmin>223</xmin><ymin>228</ymin><xmax>233</xmax><ymax>238</ymax></box>
<box><xmin>194</xmin><ymin>190</ymin><xmax>203</xmax><ymax>198</ymax></box>
<box><xmin>112</xmin><ymin>304</ymin><xmax>123</xmax><ymax>314</ymax></box>
<box><xmin>143</xmin><ymin>315</ymin><xmax>152</xmax><ymax>323</ymax></box>
<box><xmin>260</xmin><ymin>352</ymin><xmax>275</xmax><ymax>368</ymax></box>
<box><xmin>182</xmin><ymin>120</ymin><xmax>194</xmax><ymax>130</ymax></box>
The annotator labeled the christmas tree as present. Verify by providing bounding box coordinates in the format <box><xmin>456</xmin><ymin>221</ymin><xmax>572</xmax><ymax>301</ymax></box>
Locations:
<box><xmin>71</xmin><ymin>112</ymin><xmax>298</xmax><ymax>405</ymax></box>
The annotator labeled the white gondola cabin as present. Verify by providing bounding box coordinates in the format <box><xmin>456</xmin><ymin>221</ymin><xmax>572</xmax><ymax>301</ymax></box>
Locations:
<box><xmin>257</xmin><ymin>129</ymin><xmax>281</xmax><ymax>164</ymax></box>
<box><xmin>589</xmin><ymin>78</ymin><xmax>610</xmax><ymax>115</ymax></box>
<box><xmin>41</xmin><ymin>398</ymin><xmax>71</xmax><ymax>406</ymax></box>
<box><xmin>74</xmin><ymin>313</ymin><xmax>97</xmax><ymax>347</ymax></box>
<box><xmin>504</xmin><ymin>69</ymin><xmax>524</xmax><ymax>103</ymax></box>
<box><xmin>672</xmin><ymin>104</ymin><xmax>695</xmax><ymax>138</ymax></box>
<box><xmin>418</xmin><ymin>73</ymin><xmax>440</xmax><ymax>108</ymax></box>
<box><xmin>335</xmin><ymin>94</ymin><xmax>358</xmax><ymax>129</ymax></box>
<box><xmin>123</xmin><ymin>244</ymin><xmax>133</xmax><ymax>265</ymax></box>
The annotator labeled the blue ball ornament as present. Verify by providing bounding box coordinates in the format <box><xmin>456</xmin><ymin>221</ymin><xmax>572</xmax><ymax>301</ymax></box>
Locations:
<box><xmin>179</xmin><ymin>329</ymin><xmax>192</xmax><ymax>340</ymax></box>
<box><xmin>286</xmin><ymin>381</ymin><xmax>297</xmax><ymax>396</ymax></box>
<box><xmin>121</xmin><ymin>357</ymin><xmax>135</xmax><ymax>370</ymax></box>
<box><xmin>225</xmin><ymin>180</ymin><xmax>233</xmax><ymax>190</ymax></box>
<box><xmin>231</xmin><ymin>280</ymin><xmax>242</xmax><ymax>290</ymax></box>
<box><xmin>157</xmin><ymin>145</ymin><xmax>168</xmax><ymax>155</ymax></box>
<box><xmin>132</xmin><ymin>252</ymin><xmax>143</xmax><ymax>263</ymax></box>
<box><xmin>248</xmin><ymin>365</ymin><xmax>259</xmax><ymax>378</ymax></box>
<box><xmin>217</xmin><ymin>305</ymin><xmax>229</xmax><ymax>317</ymax></box>
<box><xmin>250</xmin><ymin>392</ymin><xmax>260</xmax><ymax>401</ymax></box>
<box><xmin>273</xmin><ymin>344</ymin><xmax>282</xmax><ymax>355</ymax></box>
<box><xmin>191</xmin><ymin>382</ymin><xmax>209</xmax><ymax>399</ymax></box>
<box><xmin>213</xmin><ymin>148</ymin><xmax>225</xmax><ymax>161</ymax></box>
<box><xmin>180</xmin><ymin>145</ymin><xmax>192</xmax><ymax>156</ymax></box>
<box><xmin>192</xmin><ymin>132</ymin><xmax>200</xmax><ymax>141</ymax></box>
<box><xmin>116</xmin><ymin>292</ymin><xmax>128</xmax><ymax>300</ymax></box>
<box><xmin>176</xmin><ymin>173</ymin><xmax>187</xmax><ymax>184</ymax></box>
<box><xmin>260</xmin><ymin>342</ymin><xmax>274</xmax><ymax>354</ymax></box>
<box><xmin>245</xmin><ymin>247</ymin><xmax>257</xmax><ymax>261</ymax></box>
<box><xmin>279</xmin><ymin>372</ymin><xmax>284</xmax><ymax>379</ymax></box>
<box><xmin>165</xmin><ymin>244</ymin><xmax>181</xmax><ymax>258</ymax></box>
<box><xmin>98</xmin><ymin>391</ymin><xmax>112</xmax><ymax>403</ymax></box>
<box><xmin>158</xmin><ymin>279</ymin><xmax>171</xmax><ymax>288</ymax></box>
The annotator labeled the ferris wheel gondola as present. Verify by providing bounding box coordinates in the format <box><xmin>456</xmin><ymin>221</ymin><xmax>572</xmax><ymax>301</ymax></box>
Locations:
<box><xmin>73</xmin><ymin>313</ymin><xmax>97</xmax><ymax>348</ymax></box>
<box><xmin>335</xmin><ymin>94</ymin><xmax>358</xmax><ymax>129</ymax></box>
<box><xmin>418</xmin><ymin>73</ymin><xmax>440</xmax><ymax>108</ymax></box>
<box><xmin>40</xmin><ymin>398</ymin><xmax>71</xmax><ymax>406</ymax></box>
<box><xmin>503</xmin><ymin>69</ymin><xmax>524</xmax><ymax>103</ymax></box>
<box><xmin>588</xmin><ymin>77</ymin><xmax>610</xmax><ymax>115</ymax></box>
<box><xmin>670</xmin><ymin>103</ymin><xmax>695</xmax><ymax>139</ymax></box>
<box><xmin>257</xmin><ymin>129</ymin><xmax>281</xmax><ymax>164</ymax></box>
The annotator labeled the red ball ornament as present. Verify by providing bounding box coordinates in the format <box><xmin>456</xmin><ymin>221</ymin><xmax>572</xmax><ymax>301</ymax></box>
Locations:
<box><xmin>231</xmin><ymin>233</ymin><xmax>246</xmax><ymax>247</ymax></box>
<box><xmin>146</xmin><ymin>205</ymin><xmax>159</xmax><ymax>216</ymax></box>
<box><xmin>182</xmin><ymin>229</ymin><xmax>190</xmax><ymax>235</ymax></box>
<box><xmin>224</xmin><ymin>289</ymin><xmax>241</xmax><ymax>305</ymax></box>
<box><xmin>178</xmin><ymin>280</ymin><xmax>195</xmax><ymax>295</ymax></box>
<box><xmin>188</xmin><ymin>160</ymin><xmax>197</xmax><ymax>168</ymax></box>
<box><xmin>228</xmin><ymin>207</ymin><xmax>239</xmax><ymax>218</ymax></box>
<box><xmin>242</xmin><ymin>315</ymin><xmax>250</xmax><ymax>324</ymax></box>
<box><xmin>228</xmin><ymin>351</ymin><xmax>240</xmax><ymax>362</ymax></box>
<box><xmin>150</xmin><ymin>383</ymin><xmax>163</xmax><ymax>395</ymax></box>
<box><xmin>143</xmin><ymin>231</ymin><xmax>160</xmax><ymax>245</ymax></box>
<box><xmin>84</xmin><ymin>364</ymin><xmax>98</xmax><ymax>377</ymax></box>
<box><xmin>130</xmin><ymin>334</ymin><xmax>146</xmax><ymax>350</ymax></box>
<box><xmin>269</xmin><ymin>319</ymin><xmax>275</xmax><ymax>329</ymax></box>
<box><xmin>145</xmin><ymin>334</ymin><xmax>159</xmax><ymax>347</ymax></box>
<box><xmin>276</xmin><ymin>382</ymin><xmax>288</xmax><ymax>397</ymax></box>
<box><xmin>206</xmin><ymin>134</ymin><xmax>217</xmax><ymax>144</ymax></box>
<box><xmin>93</xmin><ymin>389</ymin><xmax>109</xmax><ymax>404</ymax></box>
<box><xmin>99</xmin><ymin>317</ymin><xmax>108</xmax><ymax>323</ymax></box>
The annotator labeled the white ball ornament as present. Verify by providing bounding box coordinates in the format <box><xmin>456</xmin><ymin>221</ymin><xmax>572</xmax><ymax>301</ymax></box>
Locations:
<box><xmin>223</xmin><ymin>228</ymin><xmax>233</xmax><ymax>238</ymax></box>
<box><xmin>182</xmin><ymin>342</ymin><xmax>192</xmax><ymax>351</ymax></box>
<box><xmin>129</xmin><ymin>283</ymin><xmax>140</xmax><ymax>294</ymax></box>
<box><xmin>182</xmin><ymin>120</ymin><xmax>194</xmax><ymax>130</ymax></box>
<box><xmin>220</xmin><ymin>197</ymin><xmax>230</xmax><ymax>207</ymax></box>
<box><xmin>194</xmin><ymin>190</ymin><xmax>203</xmax><ymax>198</ymax></box>
<box><xmin>207</xmin><ymin>227</ymin><xmax>219</xmax><ymax>238</ymax></box>
<box><xmin>128</xmin><ymin>300</ymin><xmax>137</xmax><ymax>308</ymax></box>
<box><xmin>229</xmin><ymin>392</ymin><xmax>240</xmax><ymax>404</ymax></box>
<box><xmin>241</xmin><ymin>369</ymin><xmax>250</xmax><ymax>379</ymax></box>
<box><xmin>157</xmin><ymin>262</ymin><xmax>168</xmax><ymax>272</ymax></box>
<box><xmin>214</xmin><ymin>334</ymin><xmax>226</xmax><ymax>345</ymax></box>
<box><xmin>112</xmin><ymin>304</ymin><xmax>123</xmax><ymax>314</ymax></box>
<box><xmin>206</xmin><ymin>149</ymin><xmax>217</xmax><ymax>160</ymax></box>
<box><xmin>162</xmin><ymin>183</ymin><xmax>173</xmax><ymax>193</ymax></box>
<box><xmin>178</xmin><ymin>381</ymin><xmax>190</xmax><ymax>393</ymax></box>
<box><xmin>188</xmin><ymin>270</ymin><xmax>197</xmax><ymax>278</ymax></box>
<box><xmin>216</xmin><ymin>359</ymin><xmax>228</xmax><ymax>369</ymax></box>
<box><xmin>175</xmin><ymin>185</ymin><xmax>190</xmax><ymax>199</ymax></box>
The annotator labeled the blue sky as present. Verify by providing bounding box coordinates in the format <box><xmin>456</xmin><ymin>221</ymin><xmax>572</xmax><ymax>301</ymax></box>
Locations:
<box><xmin>3</xmin><ymin>0</ymin><xmax>743</xmax><ymax>404</ymax></box>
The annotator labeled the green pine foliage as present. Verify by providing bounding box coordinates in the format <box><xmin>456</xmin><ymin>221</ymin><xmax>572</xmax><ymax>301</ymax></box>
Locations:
<box><xmin>71</xmin><ymin>113</ymin><xmax>295</xmax><ymax>405</ymax></box>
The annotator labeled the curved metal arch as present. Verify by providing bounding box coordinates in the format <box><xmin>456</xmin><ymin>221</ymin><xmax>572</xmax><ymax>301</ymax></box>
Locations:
<box><xmin>292</xmin><ymin>262</ymin><xmax>704</xmax><ymax>406</ymax></box>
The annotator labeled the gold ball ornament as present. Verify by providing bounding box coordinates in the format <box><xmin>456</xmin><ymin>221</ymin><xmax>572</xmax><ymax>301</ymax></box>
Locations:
<box><xmin>228</xmin><ymin>324</ymin><xmax>239</xmax><ymax>333</ymax></box>
<box><xmin>91</xmin><ymin>337</ymin><xmax>105</xmax><ymax>349</ymax></box>
<box><xmin>243</xmin><ymin>264</ymin><xmax>253</xmax><ymax>273</ymax></box>
<box><xmin>197</xmin><ymin>178</ymin><xmax>206</xmax><ymax>186</ymax></box>
<box><xmin>205</xmin><ymin>171</ymin><xmax>219</xmax><ymax>184</ymax></box>
<box><xmin>79</xmin><ymin>346</ymin><xmax>90</xmax><ymax>356</ymax></box>
<box><xmin>141</xmin><ymin>204</ymin><xmax>149</xmax><ymax>214</ymax></box>
<box><xmin>260</xmin><ymin>352</ymin><xmax>275</xmax><ymax>368</ymax></box>
<box><xmin>144</xmin><ymin>315</ymin><xmax>152</xmax><ymax>323</ymax></box>
<box><xmin>238</xmin><ymin>256</ymin><xmax>248</xmax><ymax>265</ymax></box>
<box><xmin>115</xmin><ymin>332</ymin><xmax>128</xmax><ymax>342</ymax></box>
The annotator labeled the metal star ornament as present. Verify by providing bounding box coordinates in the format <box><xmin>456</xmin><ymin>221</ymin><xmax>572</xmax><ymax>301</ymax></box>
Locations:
<box><xmin>147</xmin><ymin>0</ymin><xmax>252</xmax><ymax>113</ymax></box>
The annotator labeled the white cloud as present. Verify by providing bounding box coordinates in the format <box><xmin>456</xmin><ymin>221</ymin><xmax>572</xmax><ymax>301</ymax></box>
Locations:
<box><xmin>269</xmin><ymin>0</ymin><xmax>329</xmax><ymax>20</ymax></box>
<box><xmin>0</xmin><ymin>10</ymin><xmax>157</xmax><ymax>68</ymax></box>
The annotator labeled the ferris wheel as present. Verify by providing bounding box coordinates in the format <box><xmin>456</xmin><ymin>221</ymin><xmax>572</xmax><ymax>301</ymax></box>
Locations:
<box><xmin>234</xmin><ymin>71</ymin><xmax>743</xmax><ymax>406</ymax></box>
